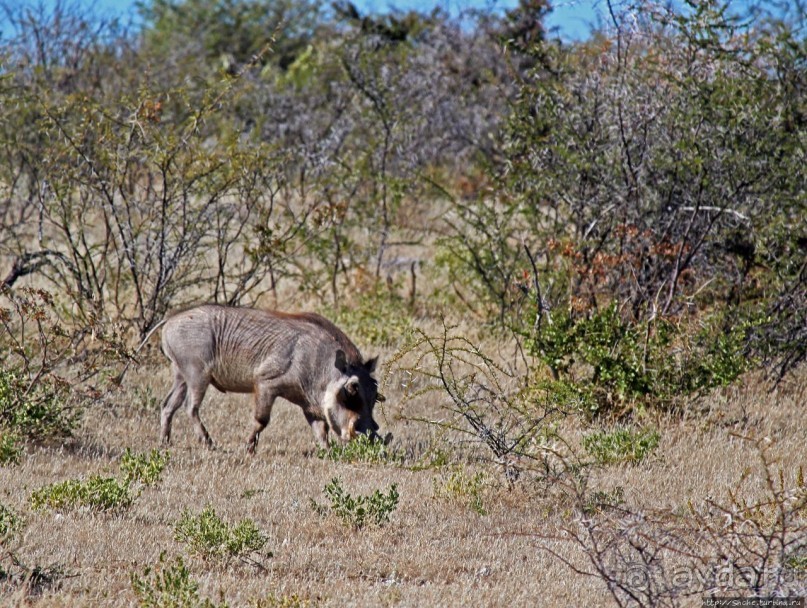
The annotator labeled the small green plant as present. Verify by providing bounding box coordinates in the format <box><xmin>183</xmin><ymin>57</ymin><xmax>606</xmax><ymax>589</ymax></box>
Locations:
<box><xmin>131</xmin><ymin>552</ymin><xmax>228</xmax><ymax>608</ymax></box>
<box><xmin>0</xmin><ymin>367</ymin><xmax>77</xmax><ymax>444</ymax></box>
<box><xmin>133</xmin><ymin>385</ymin><xmax>159</xmax><ymax>411</ymax></box>
<box><xmin>583</xmin><ymin>427</ymin><xmax>661</xmax><ymax>465</ymax></box>
<box><xmin>174</xmin><ymin>505</ymin><xmax>269</xmax><ymax>565</ymax></box>
<box><xmin>410</xmin><ymin>447</ymin><xmax>451</xmax><ymax>471</ymax></box>
<box><xmin>30</xmin><ymin>476</ymin><xmax>132</xmax><ymax>512</ymax></box>
<box><xmin>251</xmin><ymin>594</ymin><xmax>316</xmax><ymax>608</ymax></box>
<box><xmin>432</xmin><ymin>468</ymin><xmax>487</xmax><ymax>515</ymax></box>
<box><xmin>30</xmin><ymin>448</ymin><xmax>169</xmax><ymax>513</ymax></box>
<box><xmin>786</xmin><ymin>553</ymin><xmax>807</xmax><ymax>573</ymax></box>
<box><xmin>0</xmin><ymin>431</ymin><xmax>22</xmax><ymax>466</ymax></box>
<box><xmin>0</xmin><ymin>503</ymin><xmax>22</xmax><ymax>540</ymax></box>
<box><xmin>316</xmin><ymin>433</ymin><xmax>401</xmax><ymax>465</ymax></box>
<box><xmin>121</xmin><ymin>448</ymin><xmax>170</xmax><ymax>486</ymax></box>
<box><xmin>582</xmin><ymin>486</ymin><xmax>626</xmax><ymax>515</ymax></box>
<box><xmin>311</xmin><ymin>477</ymin><xmax>399</xmax><ymax>529</ymax></box>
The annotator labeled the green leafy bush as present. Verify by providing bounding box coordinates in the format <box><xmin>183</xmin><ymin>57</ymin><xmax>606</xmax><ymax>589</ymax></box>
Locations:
<box><xmin>527</xmin><ymin>303</ymin><xmax>755</xmax><ymax>414</ymax></box>
<box><xmin>30</xmin><ymin>476</ymin><xmax>132</xmax><ymax>512</ymax></box>
<box><xmin>121</xmin><ymin>448</ymin><xmax>170</xmax><ymax>486</ymax></box>
<box><xmin>432</xmin><ymin>468</ymin><xmax>487</xmax><ymax>515</ymax></box>
<box><xmin>174</xmin><ymin>506</ymin><xmax>269</xmax><ymax>565</ymax></box>
<box><xmin>311</xmin><ymin>478</ymin><xmax>399</xmax><ymax>529</ymax></box>
<box><xmin>0</xmin><ymin>367</ymin><xmax>76</xmax><ymax>444</ymax></box>
<box><xmin>251</xmin><ymin>595</ymin><xmax>316</xmax><ymax>608</ymax></box>
<box><xmin>30</xmin><ymin>448</ymin><xmax>169</xmax><ymax>513</ymax></box>
<box><xmin>316</xmin><ymin>433</ymin><xmax>401</xmax><ymax>465</ymax></box>
<box><xmin>329</xmin><ymin>285</ymin><xmax>414</xmax><ymax>348</ymax></box>
<box><xmin>0</xmin><ymin>432</ymin><xmax>22</xmax><ymax>467</ymax></box>
<box><xmin>583</xmin><ymin>427</ymin><xmax>660</xmax><ymax>465</ymax></box>
<box><xmin>582</xmin><ymin>486</ymin><xmax>626</xmax><ymax>515</ymax></box>
<box><xmin>131</xmin><ymin>552</ymin><xmax>228</xmax><ymax>608</ymax></box>
<box><xmin>0</xmin><ymin>503</ymin><xmax>22</xmax><ymax>540</ymax></box>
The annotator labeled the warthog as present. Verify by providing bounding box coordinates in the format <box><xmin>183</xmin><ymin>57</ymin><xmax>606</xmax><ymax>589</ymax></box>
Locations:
<box><xmin>158</xmin><ymin>304</ymin><xmax>386</xmax><ymax>452</ymax></box>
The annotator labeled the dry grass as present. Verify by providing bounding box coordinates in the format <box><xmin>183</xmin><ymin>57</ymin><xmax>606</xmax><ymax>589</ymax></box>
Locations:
<box><xmin>1</xmin><ymin>335</ymin><xmax>806</xmax><ymax>607</ymax></box>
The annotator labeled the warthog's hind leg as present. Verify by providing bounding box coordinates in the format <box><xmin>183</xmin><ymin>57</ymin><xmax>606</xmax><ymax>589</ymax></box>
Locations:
<box><xmin>246</xmin><ymin>386</ymin><xmax>276</xmax><ymax>454</ymax></box>
<box><xmin>160</xmin><ymin>371</ymin><xmax>187</xmax><ymax>445</ymax></box>
<box><xmin>186</xmin><ymin>381</ymin><xmax>213</xmax><ymax>448</ymax></box>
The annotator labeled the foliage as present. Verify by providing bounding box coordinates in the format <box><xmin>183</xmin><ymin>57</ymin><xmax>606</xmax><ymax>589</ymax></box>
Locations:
<box><xmin>139</xmin><ymin>0</ymin><xmax>321</xmax><ymax>69</ymax></box>
<box><xmin>439</xmin><ymin>0</ymin><xmax>807</xmax><ymax>387</ymax></box>
<box><xmin>0</xmin><ymin>367</ymin><xmax>75</xmax><ymax>445</ymax></box>
<box><xmin>0</xmin><ymin>431</ymin><xmax>22</xmax><ymax>467</ymax></box>
<box><xmin>316</xmin><ymin>432</ymin><xmax>401</xmax><ymax>465</ymax></box>
<box><xmin>310</xmin><ymin>478</ymin><xmax>399</xmax><ymax>529</ymax></box>
<box><xmin>121</xmin><ymin>449</ymin><xmax>171</xmax><ymax>487</ymax></box>
<box><xmin>432</xmin><ymin>468</ymin><xmax>488</xmax><ymax>515</ymax></box>
<box><xmin>0</xmin><ymin>503</ymin><xmax>22</xmax><ymax>541</ymax></box>
<box><xmin>174</xmin><ymin>506</ymin><xmax>269</xmax><ymax>566</ymax></box>
<box><xmin>30</xmin><ymin>448</ymin><xmax>169</xmax><ymax>513</ymax></box>
<box><xmin>0</xmin><ymin>287</ymin><xmax>130</xmax><ymax>457</ymax></box>
<box><xmin>131</xmin><ymin>552</ymin><xmax>228</xmax><ymax>608</ymax></box>
<box><xmin>30</xmin><ymin>476</ymin><xmax>133</xmax><ymax>513</ymax></box>
<box><xmin>0</xmin><ymin>290</ymin><xmax>83</xmax><ymax>443</ymax></box>
<box><xmin>251</xmin><ymin>594</ymin><xmax>317</xmax><ymax>608</ymax></box>
<box><xmin>526</xmin><ymin>302</ymin><xmax>757</xmax><ymax>413</ymax></box>
<box><xmin>582</xmin><ymin>427</ymin><xmax>660</xmax><ymax>465</ymax></box>
<box><xmin>328</xmin><ymin>284</ymin><xmax>414</xmax><ymax>348</ymax></box>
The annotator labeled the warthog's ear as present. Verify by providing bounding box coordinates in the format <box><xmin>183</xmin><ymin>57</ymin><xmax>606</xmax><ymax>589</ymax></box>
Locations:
<box><xmin>344</xmin><ymin>376</ymin><xmax>360</xmax><ymax>396</ymax></box>
<box><xmin>363</xmin><ymin>356</ymin><xmax>378</xmax><ymax>373</ymax></box>
<box><xmin>334</xmin><ymin>349</ymin><xmax>348</xmax><ymax>374</ymax></box>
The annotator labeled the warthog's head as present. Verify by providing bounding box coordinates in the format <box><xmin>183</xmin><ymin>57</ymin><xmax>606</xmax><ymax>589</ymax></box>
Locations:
<box><xmin>328</xmin><ymin>350</ymin><xmax>388</xmax><ymax>444</ymax></box>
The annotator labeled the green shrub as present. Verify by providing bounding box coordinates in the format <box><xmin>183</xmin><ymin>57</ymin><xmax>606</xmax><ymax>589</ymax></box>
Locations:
<box><xmin>121</xmin><ymin>448</ymin><xmax>170</xmax><ymax>486</ymax></box>
<box><xmin>582</xmin><ymin>486</ymin><xmax>626</xmax><ymax>515</ymax></box>
<box><xmin>0</xmin><ymin>432</ymin><xmax>22</xmax><ymax>466</ymax></box>
<box><xmin>316</xmin><ymin>433</ymin><xmax>401</xmax><ymax>465</ymax></box>
<box><xmin>30</xmin><ymin>448</ymin><xmax>169</xmax><ymax>513</ymax></box>
<box><xmin>583</xmin><ymin>427</ymin><xmax>661</xmax><ymax>465</ymax></box>
<box><xmin>174</xmin><ymin>506</ymin><xmax>269</xmax><ymax>564</ymax></box>
<box><xmin>0</xmin><ymin>367</ymin><xmax>77</xmax><ymax>443</ymax></box>
<box><xmin>432</xmin><ymin>468</ymin><xmax>487</xmax><ymax>515</ymax></box>
<box><xmin>0</xmin><ymin>503</ymin><xmax>22</xmax><ymax>540</ymax></box>
<box><xmin>251</xmin><ymin>595</ymin><xmax>316</xmax><ymax>608</ymax></box>
<box><xmin>786</xmin><ymin>553</ymin><xmax>807</xmax><ymax>573</ymax></box>
<box><xmin>30</xmin><ymin>476</ymin><xmax>132</xmax><ymax>512</ymax></box>
<box><xmin>527</xmin><ymin>303</ymin><xmax>755</xmax><ymax>414</ymax></box>
<box><xmin>310</xmin><ymin>478</ymin><xmax>399</xmax><ymax>529</ymax></box>
<box><xmin>131</xmin><ymin>552</ymin><xmax>228</xmax><ymax>608</ymax></box>
<box><xmin>329</xmin><ymin>285</ymin><xmax>413</xmax><ymax>348</ymax></box>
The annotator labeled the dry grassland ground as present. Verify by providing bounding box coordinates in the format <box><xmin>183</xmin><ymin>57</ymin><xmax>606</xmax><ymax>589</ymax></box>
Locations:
<box><xmin>1</xmin><ymin>331</ymin><xmax>806</xmax><ymax>607</ymax></box>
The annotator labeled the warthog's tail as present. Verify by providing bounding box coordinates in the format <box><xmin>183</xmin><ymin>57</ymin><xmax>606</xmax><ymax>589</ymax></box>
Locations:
<box><xmin>111</xmin><ymin>319</ymin><xmax>168</xmax><ymax>386</ymax></box>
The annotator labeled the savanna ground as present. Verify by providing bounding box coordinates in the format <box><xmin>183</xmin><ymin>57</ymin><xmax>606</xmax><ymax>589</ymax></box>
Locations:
<box><xmin>1</xmin><ymin>0</ymin><xmax>806</xmax><ymax>605</ymax></box>
<box><xmin>1</xmin><ymin>328</ymin><xmax>805</xmax><ymax>607</ymax></box>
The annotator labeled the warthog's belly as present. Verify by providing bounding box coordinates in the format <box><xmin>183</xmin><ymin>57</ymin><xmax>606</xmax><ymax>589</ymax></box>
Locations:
<box><xmin>210</xmin><ymin>362</ymin><xmax>256</xmax><ymax>394</ymax></box>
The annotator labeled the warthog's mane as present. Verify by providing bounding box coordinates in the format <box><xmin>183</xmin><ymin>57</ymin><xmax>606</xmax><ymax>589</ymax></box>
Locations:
<box><xmin>271</xmin><ymin>310</ymin><xmax>364</xmax><ymax>367</ymax></box>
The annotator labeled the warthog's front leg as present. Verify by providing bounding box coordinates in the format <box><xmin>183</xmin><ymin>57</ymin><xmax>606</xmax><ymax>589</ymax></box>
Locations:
<box><xmin>246</xmin><ymin>386</ymin><xmax>276</xmax><ymax>454</ymax></box>
<box><xmin>304</xmin><ymin>411</ymin><xmax>330</xmax><ymax>449</ymax></box>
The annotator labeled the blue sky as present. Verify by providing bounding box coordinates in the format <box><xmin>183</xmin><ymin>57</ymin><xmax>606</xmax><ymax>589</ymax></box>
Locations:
<box><xmin>14</xmin><ymin>0</ymin><xmax>600</xmax><ymax>40</ymax></box>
